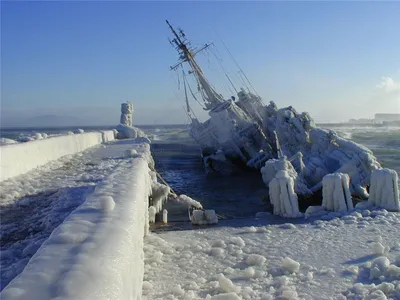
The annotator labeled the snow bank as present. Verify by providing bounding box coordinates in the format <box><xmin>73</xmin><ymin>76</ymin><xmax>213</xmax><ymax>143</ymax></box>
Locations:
<box><xmin>1</xmin><ymin>141</ymin><xmax>153</xmax><ymax>300</ymax></box>
<box><xmin>0</xmin><ymin>131</ymin><xmax>115</xmax><ymax>182</ymax></box>
<box><xmin>368</xmin><ymin>168</ymin><xmax>399</xmax><ymax>211</ymax></box>
<box><xmin>0</xmin><ymin>138</ymin><xmax>17</xmax><ymax>145</ymax></box>
<box><xmin>322</xmin><ymin>173</ymin><xmax>354</xmax><ymax>212</ymax></box>
<box><xmin>269</xmin><ymin>170</ymin><xmax>302</xmax><ymax>218</ymax></box>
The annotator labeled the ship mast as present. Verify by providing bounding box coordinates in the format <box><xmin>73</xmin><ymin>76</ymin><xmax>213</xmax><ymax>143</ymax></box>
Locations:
<box><xmin>166</xmin><ymin>20</ymin><xmax>223</xmax><ymax>110</ymax></box>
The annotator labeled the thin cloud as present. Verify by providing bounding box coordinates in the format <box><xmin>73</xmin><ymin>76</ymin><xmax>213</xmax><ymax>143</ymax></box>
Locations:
<box><xmin>375</xmin><ymin>76</ymin><xmax>400</xmax><ymax>93</ymax></box>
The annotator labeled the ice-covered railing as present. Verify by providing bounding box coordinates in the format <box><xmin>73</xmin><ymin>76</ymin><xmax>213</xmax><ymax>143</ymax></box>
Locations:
<box><xmin>261</xmin><ymin>102</ymin><xmax>381</xmax><ymax>198</ymax></box>
<box><xmin>0</xmin><ymin>130</ymin><xmax>115</xmax><ymax>182</ymax></box>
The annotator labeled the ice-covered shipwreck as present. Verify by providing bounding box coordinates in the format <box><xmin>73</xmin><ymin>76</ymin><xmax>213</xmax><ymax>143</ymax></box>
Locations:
<box><xmin>166</xmin><ymin>20</ymin><xmax>381</xmax><ymax>201</ymax></box>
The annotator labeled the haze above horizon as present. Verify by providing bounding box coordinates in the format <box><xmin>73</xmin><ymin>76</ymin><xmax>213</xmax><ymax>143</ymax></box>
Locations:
<box><xmin>1</xmin><ymin>1</ymin><xmax>399</xmax><ymax>127</ymax></box>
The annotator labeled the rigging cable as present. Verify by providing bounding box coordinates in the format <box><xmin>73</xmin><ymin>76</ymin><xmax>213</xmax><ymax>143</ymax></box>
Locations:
<box><xmin>209</xmin><ymin>46</ymin><xmax>238</xmax><ymax>95</ymax></box>
<box><xmin>201</xmin><ymin>50</ymin><xmax>235</xmax><ymax>97</ymax></box>
<box><xmin>183</xmin><ymin>67</ymin><xmax>206</xmax><ymax>109</ymax></box>
<box><xmin>213</xmin><ymin>29</ymin><xmax>260</xmax><ymax>97</ymax></box>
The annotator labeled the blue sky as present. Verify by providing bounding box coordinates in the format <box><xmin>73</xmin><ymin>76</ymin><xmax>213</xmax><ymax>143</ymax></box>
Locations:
<box><xmin>1</xmin><ymin>1</ymin><xmax>399</xmax><ymax>126</ymax></box>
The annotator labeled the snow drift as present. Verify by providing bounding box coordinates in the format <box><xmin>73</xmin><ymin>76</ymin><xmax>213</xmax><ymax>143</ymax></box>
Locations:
<box><xmin>0</xmin><ymin>131</ymin><xmax>115</xmax><ymax>182</ymax></box>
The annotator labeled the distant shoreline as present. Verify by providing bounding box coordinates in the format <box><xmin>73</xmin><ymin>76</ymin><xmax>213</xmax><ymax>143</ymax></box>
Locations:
<box><xmin>2</xmin><ymin>123</ymin><xmax>400</xmax><ymax>131</ymax></box>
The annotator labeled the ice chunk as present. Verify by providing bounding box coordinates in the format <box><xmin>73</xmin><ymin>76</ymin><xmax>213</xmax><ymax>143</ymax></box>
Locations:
<box><xmin>171</xmin><ymin>284</ymin><xmax>185</xmax><ymax>295</ymax></box>
<box><xmin>246</xmin><ymin>254</ymin><xmax>266</xmax><ymax>266</ymax></box>
<box><xmin>204</xmin><ymin>210</ymin><xmax>218</xmax><ymax>224</ymax></box>
<box><xmin>322</xmin><ymin>173</ymin><xmax>353</xmax><ymax>212</ymax></box>
<box><xmin>281</xmin><ymin>257</ymin><xmax>300</xmax><ymax>273</ymax></box>
<box><xmin>229</xmin><ymin>237</ymin><xmax>245</xmax><ymax>247</ymax></box>
<box><xmin>243</xmin><ymin>267</ymin><xmax>255</xmax><ymax>278</ymax></box>
<box><xmin>124</xmin><ymin>149</ymin><xmax>139</xmax><ymax>158</ymax></box>
<box><xmin>372</xmin><ymin>242</ymin><xmax>386</xmax><ymax>256</ymax></box>
<box><xmin>269</xmin><ymin>170</ymin><xmax>302</xmax><ymax>218</ymax></box>
<box><xmin>217</xmin><ymin>274</ymin><xmax>241</xmax><ymax>293</ymax></box>
<box><xmin>191</xmin><ymin>210</ymin><xmax>207</xmax><ymax>225</ymax></box>
<box><xmin>368</xmin><ymin>168</ymin><xmax>399</xmax><ymax>212</ymax></box>
<box><xmin>210</xmin><ymin>293</ymin><xmax>241</xmax><ymax>300</ymax></box>
<box><xmin>304</xmin><ymin>206</ymin><xmax>327</xmax><ymax>219</ymax></box>
<box><xmin>99</xmin><ymin>196</ymin><xmax>115</xmax><ymax>212</ymax></box>
<box><xmin>370</xmin><ymin>257</ymin><xmax>390</xmax><ymax>279</ymax></box>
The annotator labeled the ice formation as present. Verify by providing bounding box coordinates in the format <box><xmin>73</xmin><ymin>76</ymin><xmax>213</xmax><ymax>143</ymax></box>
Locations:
<box><xmin>148</xmin><ymin>206</ymin><xmax>156</xmax><ymax>223</ymax></box>
<box><xmin>116</xmin><ymin>102</ymin><xmax>147</xmax><ymax>139</ymax></box>
<box><xmin>175</xmin><ymin>194</ymin><xmax>203</xmax><ymax>209</ymax></box>
<box><xmin>162</xmin><ymin>209</ymin><xmax>168</xmax><ymax>224</ymax></box>
<box><xmin>261</xmin><ymin>156</ymin><xmax>310</xmax><ymax>196</ymax></box>
<box><xmin>269</xmin><ymin>170</ymin><xmax>302</xmax><ymax>218</ymax></box>
<box><xmin>322</xmin><ymin>172</ymin><xmax>353</xmax><ymax>212</ymax></box>
<box><xmin>368</xmin><ymin>168</ymin><xmax>399</xmax><ymax>211</ymax></box>
<box><xmin>150</xmin><ymin>181</ymin><xmax>170</xmax><ymax>213</ymax></box>
<box><xmin>191</xmin><ymin>209</ymin><xmax>218</xmax><ymax>225</ymax></box>
<box><xmin>120</xmin><ymin>102</ymin><xmax>133</xmax><ymax>126</ymax></box>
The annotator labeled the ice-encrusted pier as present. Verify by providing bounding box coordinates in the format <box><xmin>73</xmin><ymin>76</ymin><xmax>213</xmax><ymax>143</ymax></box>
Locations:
<box><xmin>0</xmin><ymin>129</ymin><xmax>169</xmax><ymax>299</ymax></box>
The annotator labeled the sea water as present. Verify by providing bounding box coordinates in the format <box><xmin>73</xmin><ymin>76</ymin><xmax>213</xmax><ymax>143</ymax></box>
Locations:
<box><xmin>147</xmin><ymin>124</ymin><xmax>400</xmax><ymax>221</ymax></box>
<box><xmin>1</xmin><ymin>124</ymin><xmax>399</xmax><ymax>220</ymax></box>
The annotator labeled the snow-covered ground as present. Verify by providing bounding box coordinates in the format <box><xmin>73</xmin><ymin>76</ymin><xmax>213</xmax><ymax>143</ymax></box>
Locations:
<box><xmin>143</xmin><ymin>210</ymin><xmax>400</xmax><ymax>300</ymax></box>
<box><xmin>0</xmin><ymin>139</ymin><xmax>146</xmax><ymax>291</ymax></box>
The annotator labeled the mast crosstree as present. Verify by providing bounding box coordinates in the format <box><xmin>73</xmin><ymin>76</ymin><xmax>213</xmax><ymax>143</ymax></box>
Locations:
<box><xmin>166</xmin><ymin>20</ymin><xmax>223</xmax><ymax>110</ymax></box>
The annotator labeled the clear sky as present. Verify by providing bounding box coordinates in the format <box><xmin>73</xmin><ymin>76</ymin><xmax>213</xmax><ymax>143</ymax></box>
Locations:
<box><xmin>1</xmin><ymin>1</ymin><xmax>399</xmax><ymax>126</ymax></box>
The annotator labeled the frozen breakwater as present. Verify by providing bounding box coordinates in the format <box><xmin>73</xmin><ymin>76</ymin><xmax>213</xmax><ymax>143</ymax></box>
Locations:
<box><xmin>1</xmin><ymin>139</ymin><xmax>158</xmax><ymax>299</ymax></box>
<box><xmin>0</xmin><ymin>130</ymin><xmax>115</xmax><ymax>182</ymax></box>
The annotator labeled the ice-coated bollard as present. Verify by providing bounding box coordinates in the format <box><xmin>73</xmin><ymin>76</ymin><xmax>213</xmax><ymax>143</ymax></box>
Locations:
<box><xmin>368</xmin><ymin>168</ymin><xmax>399</xmax><ymax>211</ymax></box>
<box><xmin>322</xmin><ymin>173</ymin><xmax>353</xmax><ymax>212</ymax></box>
<box><xmin>162</xmin><ymin>209</ymin><xmax>168</xmax><ymax>224</ymax></box>
<box><xmin>269</xmin><ymin>170</ymin><xmax>302</xmax><ymax>218</ymax></box>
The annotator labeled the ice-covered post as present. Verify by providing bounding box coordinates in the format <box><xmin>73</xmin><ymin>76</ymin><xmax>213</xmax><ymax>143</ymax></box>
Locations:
<box><xmin>322</xmin><ymin>173</ymin><xmax>353</xmax><ymax>212</ymax></box>
<box><xmin>368</xmin><ymin>168</ymin><xmax>399</xmax><ymax>211</ymax></box>
<box><xmin>120</xmin><ymin>102</ymin><xmax>133</xmax><ymax>126</ymax></box>
<box><xmin>269</xmin><ymin>170</ymin><xmax>302</xmax><ymax>218</ymax></box>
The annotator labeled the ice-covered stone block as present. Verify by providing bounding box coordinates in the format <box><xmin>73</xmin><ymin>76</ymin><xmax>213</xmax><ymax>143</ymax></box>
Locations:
<box><xmin>269</xmin><ymin>170</ymin><xmax>302</xmax><ymax>218</ymax></box>
<box><xmin>204</xmin><ymin>210</ymin><xmax>218</xmax><ymax>224</ymax></box>
<box><xmin>368</xmin><ymin>168</ymin><xmax>399</xmax><ymax>211</ymax></box>
<box><xmin>322</xmin><ymin>173</ymin><xmax>353</xmax><ymax>212</ymax></box>
<box><xmin>191</xmin><ymin>210</ymin><xmax>206</xmax><ymax>225</ymax></box>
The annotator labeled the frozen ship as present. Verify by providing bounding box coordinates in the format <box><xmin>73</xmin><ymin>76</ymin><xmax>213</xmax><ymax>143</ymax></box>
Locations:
<box><xmin>166</xmin><ymin>20</ymin><xmax>381</xmax><ymax>200</ymax></box>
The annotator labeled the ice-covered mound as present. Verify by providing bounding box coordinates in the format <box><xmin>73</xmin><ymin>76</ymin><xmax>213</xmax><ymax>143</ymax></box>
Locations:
<box><xmin>261</xmin><ymin>102</ymin><xmax>381</xmax><ymax>198</ymax></box>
